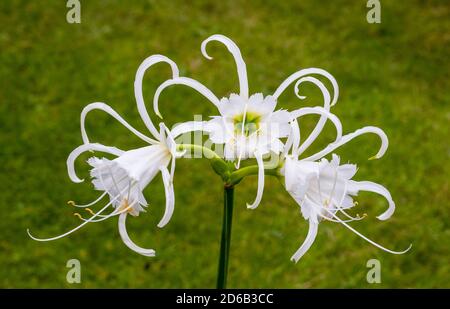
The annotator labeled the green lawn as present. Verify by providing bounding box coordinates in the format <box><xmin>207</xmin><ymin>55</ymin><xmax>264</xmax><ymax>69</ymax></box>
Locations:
<box><xmin>0</xmin><ymin>0</ymin><xmax>449</xmax><ymax>288</ymax></box>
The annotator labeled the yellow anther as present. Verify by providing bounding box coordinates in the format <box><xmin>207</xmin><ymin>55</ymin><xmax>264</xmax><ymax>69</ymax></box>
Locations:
<box><xmin>73</xmin><ymin>213</ymin><xmax>83</xmax><ymax>220</ymax></box>
<box><xmin>118</xmin><ymin>198</ymin><xmax>133</xmax><ymax>213</ymax></box>
<box><xmin>85</xmin><ymin>208</ymin><xmax>96</xmax><ymax>216</ymax></box>
<box><xmin>67</xmin><ymin>201</ymin><xmax>76</xmax><ymax>206</ymax></box>
<box><xmin>356</xmin><ymin>213</ymin><xmax>368</xmax><ymax>219</ymax></box>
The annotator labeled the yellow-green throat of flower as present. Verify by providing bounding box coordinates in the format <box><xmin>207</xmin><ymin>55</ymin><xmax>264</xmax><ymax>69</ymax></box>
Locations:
<box><xmin>233</xmin><ymin>112</ymin><xmax>261</xmax><ymax>137</ymax></box>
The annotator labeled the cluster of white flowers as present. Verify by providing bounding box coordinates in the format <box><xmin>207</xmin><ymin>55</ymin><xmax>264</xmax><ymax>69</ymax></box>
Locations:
<box><xmin>29</xmin><ymin>34</ymin><xmax>410</xmax><ymax>262</ymax></box>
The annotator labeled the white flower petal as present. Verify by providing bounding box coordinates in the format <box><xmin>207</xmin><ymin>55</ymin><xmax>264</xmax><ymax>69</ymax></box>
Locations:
<box><xmin>80</xmin><ymin>102</ymin><xmax>157</xmax><ymax>145</ymax></box>
<box><xmin>337</xmin><ymin>163</ymin><xmax>358</xmax><ymax>179</ymax></box>
<box><xmin>134</xmin><ymin>55</ymin><xmax>179</xmax><ymax>139</ymax></box>
<box><xmin>67</xmin><ymin>143</ymin><xmax>124</xmax><ymax>183</ymax></box>
<box><xmin>283</xmin><ymin>121</ymin><xmax>300</xmax><ymax>157</ymax></box>
<box><xmin>293</xmin><ymin>77</ymin><xmax>334</xmax><ymax>155</ymax></box>
<box><xmin>224</xmin><ymin>142</ymin><xmax>235</xmax><ymax>160</ymax></box>
<box><xmin>303</xmin><ymin>126</ymin><xmax>389</xmax><ymax>162</ymax></box>
<box><xmin>269</xmin><ymin>110</ymin><xmax>291</xmax><ymax>137</ymax></box>
<box><xmin>262</xmin><ymin>95</ymin><xmax>277</xmax><ymax>114</ymax></box>
<box><xmin>201</xmin><ymin>34</ymin><xmax>249</xmax><ymax>98</ymax></box>
<box><xmin>348</xmin><ymin>180</ymin><xmax>395</xmax><ymax>220</ymax></box>
<box><xmin>118</xmin><ymin>213</ymin><xmax>156</xmax><ymax>257</ymax></box>
<box><xmin>153</xmin><ymin>77</ymin><xmax>221</xmax><ymax>118</ymax></box>
<box><xmin>290</xmin><ymin>106</ymin><xmax>343</xmax><ymax>156</ymax></box>
<box><xmin>291</xmin><ymin>218</ymin><xmax>319</xmax><ymax>263</ymax></box>
<box><xmin>246</xmin><ymin>151</ymin><xmax>265</xmax><ymax>209</ymax></box>
<box><xmin>205</xmin><ymin>117</ymin><xmax>234</xmax><ymax>144</ymax></box>
<box><xmin>114</xmin><ymin>145</ymin><xmax>170</xmax><ymax>182</ymax></box>
<box><xmin>157</xmin><ymin>166</ymin><xmax>175</xmax><ymax>228</ymax></box>
<box><xmin>273</xmin><ymin>67</ymin><xmax>339</xmax><ymax>106</ymax></box>
<box><xmin>268</xmin><ymin>138</ymin><xmax>285</xmax><ymax>154</ymax></box>
<box><xmin>171</xmin><ymin>121</ymin><xmax>208</xmax><ymax>138</ymax></box>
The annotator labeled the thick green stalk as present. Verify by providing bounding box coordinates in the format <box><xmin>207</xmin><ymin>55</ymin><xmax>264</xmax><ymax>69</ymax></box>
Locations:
<box><xmin>228</xmin><ymin>160</ymin><xmax>281</xmax><ymax>185</ymax></box>
<box><xmin>216</xmin><ymin>185</ymin><xmax>234</xmax><ymax>289</ymax></box>
<box><xmin>176</xmin><ymin>144</ymin><xmax>221</xmax><ymax>159</ymax></box>
<box><xmin>175</xmin><ymin>145</ymin><xmax>282</xmax><ymax>288</ymax></box>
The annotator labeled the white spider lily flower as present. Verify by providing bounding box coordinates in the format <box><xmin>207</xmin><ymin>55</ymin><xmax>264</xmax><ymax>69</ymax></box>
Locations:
<box><xmin>27</xmin><ymin>54</ymin><xmax>195</xmax><ymax>256</ymax></box>
<box><xmin>278</xmin><ymin>69</ymin><xmax>411</xmax><ymax>262</ymax></box>
<box><xmin>283</xmin><ymin>138</ymin><xmax>411</xmax><ymax>263</ymax></box>
<box><xmin>28</xmin><ymin>124</ymin><xmax>183</xmax><ymax>256</ymax></box>
<box><xmin>84</xmin><ymin>126</ymin><xmax>176</xmax><ymax>219</ymax></box>
<box><xmin>151</xmin><ymin>34</ymin><xmax>340</xmax><ymax>210</ymax></box>
<box><xmin>205</xmin><ymin>93</ymin><xmax>291</xmax><ymax>161</ymax></box>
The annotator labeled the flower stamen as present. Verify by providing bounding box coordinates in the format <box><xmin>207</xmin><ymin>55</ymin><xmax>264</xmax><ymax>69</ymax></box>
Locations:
<box><xmin>85</xmin><ymin>208</ymin><xmax>96</xmax><ymax>216</ymax></box>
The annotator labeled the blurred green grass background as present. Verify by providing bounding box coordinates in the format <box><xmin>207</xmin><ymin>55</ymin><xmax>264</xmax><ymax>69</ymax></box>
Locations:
<box><xmin>0</xmin><ymin>0</ymin><xmax>449</xmax><ymax>288</ymax></box>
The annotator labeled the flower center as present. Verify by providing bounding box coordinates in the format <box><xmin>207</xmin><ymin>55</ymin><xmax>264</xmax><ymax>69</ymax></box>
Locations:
<box><xmin>233</xmin><ymin>112</ymin><xmax>261</xmax><ymax>137</ymax></box>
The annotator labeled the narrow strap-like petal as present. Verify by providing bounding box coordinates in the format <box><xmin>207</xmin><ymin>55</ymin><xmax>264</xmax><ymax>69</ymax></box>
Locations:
<box><xmin>246</xmin><ymin>151</ymin><xmax>265</xmax><ymax>209</ymax></box>
<box><xmin>153</xmin><ymin>77</ymin><xmax>221</xmax><ymax>118</ymax></box>
<box><xmin>67</xmin><ymin>143</ymin><xmax>124</xmax><ymax>183</ymax></box>
<box><xmin>118</xmin><ymin>213</ymin><xmax>155</xmax><ymax>257</ymax></box>
<box><xmin>158</xmin><ymin>123</ymin><xmax>185</xmax><ymax>157</ymax></box>
<box><xmin>170</xmin><ymin>121</ymin><xmax>209</xmax><ymax>138</ymax></box>
<box><xmin>291</xmin><ymin>218</ymin><xmax>319</xmax><ymax>263</ymax></box>
<box><xmin>273</xmin><ymin>68</ymin><xmax>339</xmax><ymax>106</ymax></box>
<box><xmin>201</xmin><ymin>34</ymin><xmax>249</xmax><ymax>98</ymax></box>
<box><xmin>157</xmin><ymin>166</ymin><xmax>175</xmax><ymax>228</ymax></box>
<box><xmin>80</xmin><ymin>102</ymin><xmax>158</xmax><ymax>145</ymax></box>
<box><xmin>119</xmin><ymin>213</ymin><xmax>155</xmax><ymax>256</ymax></box>
<box><xmin>348</xmin><ymin>180</ymin><xmax>395</xmax><ymax>220</ymax></box>
<box><xmin>290</xmin><ymin>106</ymin><xmax>343</xmax><ymax>157</ymax></box>
<box><xmin>293</xmin><ymin>77</ymin><xmax>333</xmax><ymax>156</ymax></box>
<box><xmin>283</xmin><ymin>120</ymin><xmax>300</xmax><ymax>157</ymax></box>
<box><xmin>134</xmin><ymin>55</ymin><xmax>179</xmax><ymax>139</ymax></box>
<box><xmin>303</xmin><ymin>126</ymin><xmax>389</xmax><ymax>162</ymax></box>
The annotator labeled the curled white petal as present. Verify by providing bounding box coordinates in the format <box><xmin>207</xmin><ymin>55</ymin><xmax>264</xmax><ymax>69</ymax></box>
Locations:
<box><xmin>153</xmin><ymin>77</ymin><xmax>221</xmax><ymax>118</ymax></box>
<box><xmin>201</xmin><ymin>34</ymin><xmax>249</xmax><ymax>98</ymax></box>
<box><xmin>246</xmin><ymin>151</ymin><xmax>264</xmax><ymax>209</ymax></box>
<box><xmin>118</xmin><ymin>213</ymin><xmax>156</xmax><ymax>257</ymax></box>
<box><xmin>134</xmin><ymin>55</ymin><xmax>179</xmax><ymax>139</ymax></box>
<box><xmin>81</xmin><ymin>102</ymin><xmax>158</xmax><ymax>145</ymax></box>
<box><xmin>290</xmin><ymin>106</ymin><xmax>343</xmax><ymax>157</ymax></box>
<box><xmin>291</xmin><ymin>218</ymin><xmax>318</xmax><ymax>263</ymax></box>
<box><xmin>157</xmin><ymin>165</ymin><xmax>175</xmax><ymax>228</ymax></box>
<box><xmin>158</xmin><ymin>122</ymin><xmax>185</xmax><ymax>158</ymax></box>
<box><xmin>349</xmin><ymin>180</ymin><xmax>395</xmax><ymax>220</ymax></box>
<box><xmin>67</xmin><ymin>143</ymin><xmax>124</xmax><ymax>183</ymax></box>
<box><xmin>293</xmin><ymin>77</ymin><xmax>333</xmax><ymax>156</ymax></box>
<box><xmin>283</xmin><ymin>120</ymin><xmax>300</xmax><ymax>157</ymax></box>
<box><xmin>171</xmin><ymin>121</ymin><xmax>209</xmax><ymax>138</ymax></box>
<box><xmin>273</xmin><ymin>68</ymin><xmax>339</xmax><ymax>106</ymax></box>
<box><xmin>303</xmin><ymin>126</ymin><xmax>389</xmax><ymax>162</ymax></box>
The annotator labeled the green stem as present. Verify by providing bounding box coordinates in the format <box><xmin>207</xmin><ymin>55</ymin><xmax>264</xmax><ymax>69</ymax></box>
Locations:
<box><xmin>176</xmin><ymin>144</ymin><xmax>220</xmax><ymax>159</ymax></box>
<box><xmin>217</xmin><ymin>185</ymin><xmax>234</xmax><ymax>289</ymax></box>
<box><xmin>176</xmin><ymin>145</ymin><xmax>282</xmax><ymax>288</ymax></box>
<box><xmin>177</xmin><ymin>144</ymin><xmax>231</xmax><ymax>181</ymax></box>
<box><xmin>229</xmin><ymin>162</ymin><xmax>281</xmax><ymax>185</ymax></box>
